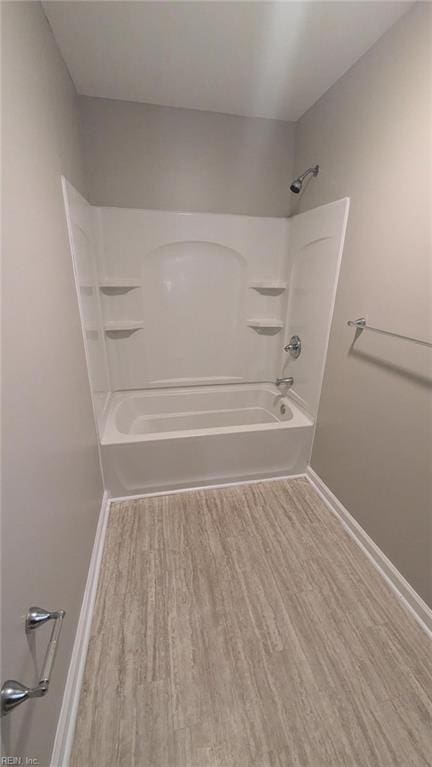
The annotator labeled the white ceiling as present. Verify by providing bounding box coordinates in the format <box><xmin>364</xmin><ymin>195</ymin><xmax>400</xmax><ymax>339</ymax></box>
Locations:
<box><xmin>43</xmin><ymin>1</ymin><xmax>413</xmax><ymax>122</ymax></box>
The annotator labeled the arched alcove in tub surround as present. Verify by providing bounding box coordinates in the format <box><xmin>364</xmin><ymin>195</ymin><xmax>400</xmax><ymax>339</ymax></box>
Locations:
<box><xmin>96</xmin><ymin>207</ymin><xmax>292</xmax><ymax>389</ymax></box>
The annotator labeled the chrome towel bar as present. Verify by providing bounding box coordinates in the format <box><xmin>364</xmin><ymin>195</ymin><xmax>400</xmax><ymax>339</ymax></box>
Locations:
<box><xmin>1</xmin><ymin>606</ymin><xmax>65</xmax><ymax>716</ymax></box>
<box><xmin>347</xmin><ymin>317</ymin><xmax>432</xmax><ymax>349</ymax></box>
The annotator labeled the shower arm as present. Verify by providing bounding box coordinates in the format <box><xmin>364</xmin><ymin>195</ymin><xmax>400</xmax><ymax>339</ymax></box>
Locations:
<box><xmin>297</xmin><ymin>165</ymin><xmax>319</xmax><ymax>183</ymax></box>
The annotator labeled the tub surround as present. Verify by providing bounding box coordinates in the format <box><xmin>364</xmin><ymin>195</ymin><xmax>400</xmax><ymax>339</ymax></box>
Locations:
<box><xmin>95</xmin><ymin>207</ymin><xmax>291</xmax><ymax>390</ymax></box>
<box><xmin>62</xmin><ymin>178</ymin><xmax>110</xmax><ymax>435</ymax></box>
<box><xmin>63</xmin><ymin>188</ymin><xmax>349</xmax><ymax>495</ymax></box>
<box><xmin>77</xmin><ymin>199</ymin><xmax>348</xmax><ymax>411</ymax></box>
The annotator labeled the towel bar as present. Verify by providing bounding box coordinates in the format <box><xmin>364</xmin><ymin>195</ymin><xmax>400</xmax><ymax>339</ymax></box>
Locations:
<box><xmin>1</xmin><ymin>606</ymin><xmax>65</xmax><ymax>716</ymax></box>
<box><xmin>347</xmin><ymin>317</ymin><xmax>432</xmax><ymax>349</ymax></box>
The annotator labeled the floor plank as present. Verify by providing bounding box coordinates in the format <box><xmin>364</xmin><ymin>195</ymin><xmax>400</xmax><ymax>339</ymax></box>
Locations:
<box><xmin>71</xmin><ymin>478</ymin><xmax>432</xmax><ymax>767</ymax></box>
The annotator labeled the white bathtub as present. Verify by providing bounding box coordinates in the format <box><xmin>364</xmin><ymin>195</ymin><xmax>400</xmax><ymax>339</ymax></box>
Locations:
<box><xmin>101</xmin><ymin>384</ymin><xmax>314</xmax><ymax>496</ymax></box>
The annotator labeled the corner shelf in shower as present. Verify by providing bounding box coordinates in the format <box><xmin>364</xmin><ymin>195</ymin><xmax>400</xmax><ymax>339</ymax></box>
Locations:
<box><xmin>246</xmin><ymin>319</ymin><xmax>284</xmax><ymax>331</ymax></box>
<box><xmin>104</xmin><ymin>320</ymin><xmax>144</xmax><ymax>333</ymax></box>
<box><xmin>99</xmin><ymin>279</ymin><xmax>141</xmax><ymax>292</ymax></box>
<box><xmin>248</xmin><ymin>281</ymin><xmax>287</xmax><ymax>295</ymax></box>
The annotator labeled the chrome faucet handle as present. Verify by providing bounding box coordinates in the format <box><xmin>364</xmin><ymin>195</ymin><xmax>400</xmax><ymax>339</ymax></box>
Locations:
<box><xmin>283</xmin><ymin>335</ymin><xmax>301</xmax><ymax>358</ymax></box>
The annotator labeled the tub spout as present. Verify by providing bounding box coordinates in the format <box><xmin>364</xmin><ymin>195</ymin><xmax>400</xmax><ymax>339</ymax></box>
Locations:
<box><xmin>276</xmin><ymin>377</ymin><xmax>294</xmax><ymax>387</ymax></box>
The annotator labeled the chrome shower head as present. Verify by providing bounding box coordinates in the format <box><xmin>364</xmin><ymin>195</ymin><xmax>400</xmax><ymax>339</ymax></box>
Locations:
<box><xmin>290</xmin><ymin>164</ymin><xmax>319</xmax><ymax>194</ymax></box>
<box><xmin>290</xmin><ymin>178</ymin><xmax>303</xmax><ymax>194</ymax></box>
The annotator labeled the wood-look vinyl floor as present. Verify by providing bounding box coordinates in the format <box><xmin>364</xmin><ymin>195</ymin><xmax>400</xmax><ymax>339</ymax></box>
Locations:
<box><xmin>70</xmin><ymin>479</ymin><xmax>432</xmax><ymax>767</ymax></box>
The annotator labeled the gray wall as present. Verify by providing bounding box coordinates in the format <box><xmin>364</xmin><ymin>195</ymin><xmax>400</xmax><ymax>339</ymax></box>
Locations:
<box><xmin>295</xmin><ymin>2</ymin><xmax>432</xmax><ymax>605</ymax></box>
<box><xmin>78</xmin><ymin>96</ymin><xmax>296</xmax><ymax>217</ymax></box>
<box><xmin>1</xmin><ymin>3</ymin><xmax>103</xmax><ymax>764</ymax></box>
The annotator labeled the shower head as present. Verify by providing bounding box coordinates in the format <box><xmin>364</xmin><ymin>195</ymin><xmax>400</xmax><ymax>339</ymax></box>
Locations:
<box><xmin>290</xmin><ymin>164</ymin><xmax>319</xmax><ymax>194</ymax></box>
<box><xmin>290</xmin><ymin>178</ymin><xmax>303</xmax><ymax>194</ymax></box>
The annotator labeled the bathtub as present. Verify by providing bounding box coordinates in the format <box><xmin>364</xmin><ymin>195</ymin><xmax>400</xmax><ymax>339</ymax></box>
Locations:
<box><xmin>101</xmin><ymin>383</ymin><xmax>314</xmax><ymax>496</ymax></box>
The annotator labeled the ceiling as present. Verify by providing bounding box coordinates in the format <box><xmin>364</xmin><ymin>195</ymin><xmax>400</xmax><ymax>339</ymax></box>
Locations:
<box><xmin>43</xmin><ymin>1</ymin><xmax>413</xmax><ymax>122</ymax></box>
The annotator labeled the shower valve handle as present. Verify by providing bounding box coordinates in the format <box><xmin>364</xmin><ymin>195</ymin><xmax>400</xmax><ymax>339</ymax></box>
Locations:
<box><xmin>284</xmin><ymin>335</ymin><xmax>302</xmax><ymax>358</ymax></box>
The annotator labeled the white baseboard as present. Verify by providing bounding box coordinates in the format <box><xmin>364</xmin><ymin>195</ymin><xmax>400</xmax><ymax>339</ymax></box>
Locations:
<box><xmin>306</xmin><ymin>467</ymin><xmax>432</xmax><ymax>638</ymax></box>
<box><xmin>50</xmin><ymin>490</ymin><xmax>111</xmax><ymax>767</ymax></box>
